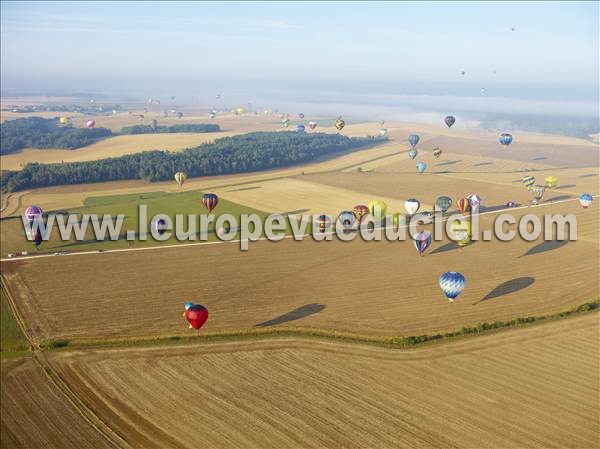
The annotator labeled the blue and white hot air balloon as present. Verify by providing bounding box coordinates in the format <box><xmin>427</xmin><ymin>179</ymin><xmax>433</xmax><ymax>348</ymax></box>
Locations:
<box><xmin>296</xmin><ymin>124</ymin><xmax>305</xmax><ymax>133</ymax></box>
<box><xmin>413</xmin><ymin>230</ymin><xmax>432</xmax><ymax>256</ymax></box>
<box><xmin>408</xmin><ymin>134</ymin><xmax>420</xmax><ymax>148</ymax></box>
<box><xmin>439</xmin><ymin>272</ymin><xmax>466</xmax><ymax>302</ymax></box>
<box><xmin>499</xmin><ymin>133</ymin><xmax>513</xmax><ymax>147</ymax></box>
<box><xmin>409</xmin><ymin>149</ymin><xmax>418</xmax><ymax>160</ymax></box>
<box><xmin>416</xmin><ymin>162</ymin><xmax>427</xmax><ymax>173</ymax></box>
<box><xmin>579</xmin><ymin>193</ymin><xmax>593</xmax><ymax>209</ymax></box>
<box><xmin>184</xmin><ymin>301</ymin><xmax>194</xmax><ymax>310</ymax></box>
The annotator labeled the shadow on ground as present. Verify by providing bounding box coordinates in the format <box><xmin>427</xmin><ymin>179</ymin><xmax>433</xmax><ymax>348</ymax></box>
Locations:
<box><xmin>436</xmin><ymin>160</ymin><xmax>462</xmax><ymax>166</ymax></box>
<box><xmin>431</xmin><ymin>241</ymin><xmax>474</xmax><ymax>254</ymax></box>
<box><xmin>474</xmin><ymin>277</ymin><xmax>535</xmax><ymax>305</ymax></box>
<box><xmin>473</xmin><ymin>162</ymin><xmax>493</xmax><ymax>167</ymax></box>
<box><xmin>546</xmin><ymin>195</ymin><xmax>573</xmax><ymax>202</ymax></box>
<box><xmin>227</xmin><ymin>186</ymin><xmax>261</xmax><ymax>192</ymax></box>
<box><xmin>522</xmin><ymin>240</ymin><xmax>569</xmax><ymax>257</ymax></box>
<box><xmin>255</xmin><ymin>303</ymin><xmax>326</xmax><ymax>327</ymax></box>
<box><xmin>579</xmin><ymin>173</ymin><xmax>597</xmax><ymax>178</ymax></box>
<box><xmin>554</xmin><ymin>185</ymin><xmax>576</xmax><ymax>190</ymax></box>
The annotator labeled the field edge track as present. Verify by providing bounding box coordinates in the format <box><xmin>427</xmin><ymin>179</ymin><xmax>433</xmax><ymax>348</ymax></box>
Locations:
<box><xmin>1</xmin><ymin>274</ymin><xmax>128</xmax><ymax>449</ymax></box>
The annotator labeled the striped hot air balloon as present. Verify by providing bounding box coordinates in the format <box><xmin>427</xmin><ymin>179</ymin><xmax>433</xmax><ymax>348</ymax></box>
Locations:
<box><xmin>353</xmin><ymin>205</ymin><xmax>369</xmax><ymax>222</ymax></box>
<box><xmin>522</xmin><ymin>176</ymin><xmax>535</xmax><ymax>189</ymax></box>
<box><xmin>413</xmin><ymin>230</ymin><xmax>432</xmax><ymax>256</ymax></box>
<box><xmin>435</xmin><ymin>196</ymin><xmax>452</xmax><ymax>213</ymax></box>
<box><xmin>439</xmin><ymin>272</ymin><xmax>466</xmax><ymax>302</ymax></box>
<box><xmin>408</xmin><ymin>134</ymin><xmax>420</xmax><ymax>148</ymax></box>
<box><xmin>24</xmin><ymin>205</ymin><xmax>43</xmax><ymax>222</ymax></box>
<box><xmin>433</xmin><ymin>148</ymin><xmax>443</xmax><ymax>159</ymax></box>
<box><xmin>531</xmin><ymin>185</ymin><xmax>546</xmax><ymax>205</ymax></box>
<box><xmin>174</xmin><ymin>172</ymin><xmax>187</xmax><ymax>188</ymax></box>
<box><xmin>499</xmin><ymin>133</ymin><xmax>513</xmax><ymax>147</ymax></box>
<box><xmin>456</xmin><ymin>197</ymin><xmax>471</xmax><ymax>215</ymax></box>
<box><xmin>202</xmin><ymin>193</ymin><xmax>219</xmax><ymax>213</ymax></box>
<box><xmin>337</xmin><ymin>210</ymin><xmax>356</xmax><ymax>232</ymax></box>
<box><xmin>316</xmin><ymin>215</ymin><xmax>331</xmax><ymax>233</ymax></box>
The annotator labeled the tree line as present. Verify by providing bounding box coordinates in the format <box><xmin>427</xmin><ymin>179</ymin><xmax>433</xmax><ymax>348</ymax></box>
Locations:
<box><xmin>0</xmin><ymin>117</ymin><xmax>221</xmax><ymax>155</ymax></box>
<box><xmin>1</xmin><ymin>132</ymin><xmax>378</xmax><ymax>192</ymax></box>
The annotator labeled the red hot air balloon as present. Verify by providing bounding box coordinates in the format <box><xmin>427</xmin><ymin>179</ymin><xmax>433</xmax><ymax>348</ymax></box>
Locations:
<box><xmin>352</xmin><ymin>205</ymin><xmax>370</xmax><ymax>222</ymax></box>
<box><xmin>202</xmin><ymin>193</ymin><xmax>219</xmax><ymax>213</ymax></box>
<box><xmin>184</xmin><ymin>304</ymin><xmax>209</xmax><ymax>330</ymax></box>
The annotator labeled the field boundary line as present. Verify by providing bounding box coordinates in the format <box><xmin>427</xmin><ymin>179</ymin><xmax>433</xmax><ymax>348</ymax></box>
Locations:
<box><xmin>1</xmin><ymin>274</ymin><xmax>129</xmax><ymax>449</ymax></box>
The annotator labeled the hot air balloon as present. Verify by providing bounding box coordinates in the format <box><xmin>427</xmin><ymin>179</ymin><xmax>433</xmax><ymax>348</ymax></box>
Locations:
<box><xmin>174</xmin><ymin>172</ymin><xmax>187</xmax><ymax>188</ymax></box>
<box><xmin>439</xmin><ymin>272</ymin><xmax>466</xmax><ymax>302</ymax></box>
<box><xmin>184</xmin><ymin>301</ymin><xmax>194</xmax><ymax>310</ymax></box>
<box><xmin>282</xmin><ymin>119</ymin><xmax>290</xmax><ymax>128</ymax></box>
<box><xmin>450</xmin><ymin>219</ymin><xmax>472</xmax><ymax>246</ymax></box>
<box><xmin>545</xmin><ymin>176</ymin><xmax>557</xmax><ymax>188</ymax></box>
<box><xmin>408</xmin><ymin>134</ymin><xmax>420</xmax><ymax>148</ymax></box>
<box><xmin>296</xmin><ymin>124</ymin><xmax>305</xmax><ymax>133</ymax></box>
<box><xmin>408</xmin><ymin>149</ymin><xmax>418</xmax><ymax>160</ymax></box>
<box><xmin>234</xmin><ymin>107</ymin><xmax>245</xmax><ymax>115</ymax></box>
<box><xmin>308</xmin><ymin>121</ymin><xmax>317</xmax><ymax>130</ymax></box>
<box><xmin>499</xmin><ymin>133</ymin><xmax>513</xmax><ymax>147</ymax></box>
<box><xmin>59</xmin><ymin>117</ymin><xmax>69</xmax><ymax>125</ymax></box>
<box><xmin>24</xmin><ymin>206</ymin><xmax>43</xmax><ymax>222</ymax></box>
<box><xmin>316</xmin><ymin>215</ymin><xmax>331</xmax><ymax>233</ymax></box>
<box><xmin>433</xmin><ymin>148</ymin><xmax>442</xmax><ymax>159</ymax></box>
<box><xmin>299</xmin><ymin>113</ymin><xmax>305</xmax><ymax>119</ymax></box>
<box><xmin>202</xmin><ymin>193</ymin><xmax>219</xmax><ymax>213</ymax></box>
<box><xmin>531</xmin><ymin>185</ymin><xmax>546</xmax><ymax>204</ymax></box>
<box><xmin>506</xmin><ymin>201</ymin><xmax>519</xmax><ymax>208</ymax></box>
<box><xmin>522</xmin><ymin>176</ymin><xmax>535</xmax><ymax>190</ymax></box>
<box><xmin>209</xmin><ymin>112</ymin><xmax>216</xmax><ymax>119</ymax></box>
<box><xmin>579</xmin><ymin>193</ymin><xmax>593</xmax><ymax>208</ymax></box>
<box><xmin>150</xmin><ymin>119</ymin><xmax>158</xmax><ymax>129</ymax></box>
<box><xmin>171</xmin><ymin>95</ymin><xmax>176</xmax><ymax>101</ymax></box>
<box><xmin>467</xmin><ymin>193</ymin><xmax>482</xmax><ymax>208</ymax></box>
<box><xmin>353</xmin><ymin>205</ymin><xmax>369</xmax><ymax>223</ymax></box>
<box><xmin>404</xmin><ymin>199</ymin><xmax>420</xmax><ymax>215</ymax></box>
<box><xmin>176</xmin><ymin>112</ymin><xmax>183</xmax><ymax>119</ymax></box>
<box><xmin>379</xmin><ymin>120</ymin><xmax>385</xmax><ymax>126</ymax></box>
<box><xmin>461</xmin><ymin>71</ymin><xmax>466</xmax><ymax>76</ymax></box>
<box><xmin>337</xmin><ymin>210</ymin><xmax>356</xmax><ymax>232</ymax></box>
<box><xmin>456</xmin><ymin>197</ymin><xmax>471</xmax><ymax>215</ymax></box>
<box><xmin>85</xmin><ymin>120</ymin><xmax>95</xmax><ymax>128</ymax></box>
<box><xmin>184</xmin><ymin>304</ymin><xmax>209</xmax><ymax>330</ymax></box>
<box><xmin>379</xmin><ymin>128</ymin><xmax>388</xmax><ymax>137</ymax></box>
<box><xmin>416</xmin><ymin>162</ymin><xmax>427</xmax><ymax>173</ymax></box>
<box><xmin>435</xmin><ymin>196</ymin><xmax>452</xmax><ymax>213</ymax></box>
<box><xmin>335</xmin><ymin>118</ymin><xmax>345</xmax><ymax>132</ymax></box>
<box><xmin>444</xmin><ymin>116</ymin><xmax>456</xmax><ymax>128</ymax></box>
<box><xmin>368</xmin><ymin>200</ymin><xmax>388</xmax><ymax>222</ymax></box>
<box><xmin>413</xmin><ymin>230</ymin><xmax>432</xmax><ymax>256</ymax></box>
<box><xmin>152</xmin><ymin>217</ymin><xmax>168</xmax><ymax>236</ymax></box>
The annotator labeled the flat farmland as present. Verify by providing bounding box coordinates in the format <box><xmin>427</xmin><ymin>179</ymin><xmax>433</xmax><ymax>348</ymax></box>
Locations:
<box><xmin>0</xmin><ymin>357</ymin><xmax>115</xmax><ymax>449</ymax></box>
<box><xmin>47</xmin><ymin>314</ymin><xmax>599</xmax><ymax>449</ymax></box>
<box><xmin>2</xmin><ymin>201</ymin><xmax>597</xmax><ymax>344</ymax></box>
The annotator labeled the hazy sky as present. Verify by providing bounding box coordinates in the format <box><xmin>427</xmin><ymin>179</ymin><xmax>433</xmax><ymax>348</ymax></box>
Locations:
<box><xmin>1</xmin><ymin>1</ymin><xmax>598</xmax><ymax>90</ymax></box>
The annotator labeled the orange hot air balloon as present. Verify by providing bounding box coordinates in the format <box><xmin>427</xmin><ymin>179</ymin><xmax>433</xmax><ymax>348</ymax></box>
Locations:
<box><xmin>352</xmin><ymin>205</ymin><xmax>369</xmax><ymax>222</ymax></box>
<box><xmin>456</xmin><ymin>197</ymin><xmax>471</xmax><ymax>215</ymax></box>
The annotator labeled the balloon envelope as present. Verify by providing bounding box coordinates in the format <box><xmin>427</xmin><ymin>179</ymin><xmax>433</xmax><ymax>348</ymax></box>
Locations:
<box><xmin>337</xmin><ymin>210</ymin><xmax>356</xmax><ymax>230</ymax></box>
<box><xmin>404</xmin><ymin>199</ymin><xmax>420</xmax><ymax>215</ymax></box>
<box><xmin>379</xmin><ymin>128</ymin><xmax>388</xmax><ymax>137</ymax></box>
<box><xmin>439</xmin><ymin>272</ymin><xmax>466</xmax><ymax>301</ymax></box>
<box><xmin>456</xmin><ymin>198</ymin><xmax>471</xmax><ymax>215</ymax></box>
<box><xmin>408</xmin><ymin>149</ymin><xmax>418</xmax><ymax>160</ymax></box>
<box><xmin>444</xmin><ymin>116</ymin><xmax>456</xmax><ymax>128</ymax></box>
<box><xmin>433</xmin><ymin>148</ymin><xmax>442</xmax><ymax>159</ymax></box>
<box><xmin>202</xmin><ymin>193</ymin><xmax>219</xmax><ymax>213</ymax></box>
<box><xmin>531</xmin><ymin>185</ymin><xmax>546</xmax><ymax>204</ymax></box>
<box><xmin>296</xmin><ymin>124</ymin><xmax>305</xmax><ymax>133</ymax></box>
<box><xmin>335</xmin><ymin>118</ymin><xmax>345</xmax><ymax>131</ymax></box>
<box><xmin>545</xmin><ymin>176</ymin><xmax>557</xmax><ymax>188</ymax></box>
<box><xmin>416</xmin><ymin>162</ymin><xmax>427</xmax><ymax>173</ymax></box>
<box><xmin>174</xmin><ymin>172</ymin><xmax>187</xmax><ymax>187</ymax></box>
<box><xmin>316</xmin><ymin>215</ymin><xmax>331</xmax><ymax>232</ymax></box>
<box><xmin>408</xmin><ymin>134</ymin><xmax>420</xmax><ymax>148</ymax></box>
<box><xmin>352</xmin><ymin>205</ymin><xmax>369</xmax><ymax>222</ymax></box>
<box><xmin>522</xmin><ymin>176</ymin><xmax>535</xmax><ymax>189</ymax></box>
<box><xmin>450</xmin><ymin>219</ymin><xmax>472</xmax><ymax>246</ymax></box>
<box><xmin>499</xmin><ymin>133</ymin><xmax>513</xmax><ymax>147</ymax></box>
<box><xmin>579</xmin><ymin>193</ymin><xmax>593</xmax><ymax>208</ymax></box>
<box><xmin>185</xmin><ymin>304</ymin><xmax>209</xmax><ymax>330</ymax></box>
<box><xmin>435</xmin><ymin>196</ymin><xmax>452</xmax><ymax>213</ymax></box>
<box><xmin>25</xmin><ymin>205</ymin><xmax>43</xmax><ymax>221</ymax></box>
<box><xmin>368</xmin><ymin>200</ymin><xmax>388</xmax><ymax>220</ymax></box>
<box><xmin>413</xmin><ymin>231</ymin><xmax>432</xmax><ymax>256</ymax></box>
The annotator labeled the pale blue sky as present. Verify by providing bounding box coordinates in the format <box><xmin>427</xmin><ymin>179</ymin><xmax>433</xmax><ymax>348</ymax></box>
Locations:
<box><xmin>1</xmin><ymin>1</ymin><xmax>598</xmax><ymax>90</ymax></box>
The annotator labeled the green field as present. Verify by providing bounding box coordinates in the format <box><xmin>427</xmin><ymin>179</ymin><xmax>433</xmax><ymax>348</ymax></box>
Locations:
<box><xmin>0</xmin><ymin>283</ymin><xmax>29</xmax><ymax>357</ymax></box>
<box><xmin>0</xmin><ymin>189</ymin><xmax>272</xmax><ymax>256</ymax></box>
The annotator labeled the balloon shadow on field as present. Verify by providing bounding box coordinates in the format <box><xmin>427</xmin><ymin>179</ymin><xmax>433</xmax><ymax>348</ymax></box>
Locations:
<box><xmin>579</xmin><ymin>173</ymin><xmax>597</xmax><ymax>178</ymax></box>
<box><xmin>531</xmin><ymin>156</ymin><xmax>548</xmax><ymax>161</ymax></box>
<box><xmin>473</xmin><ymin>162</ymin><xmax>493</xmax><ymax>167</ymax></box>
<box><xmin>255</xmin><ymin>303</ymin><xmax>326</xmax><ymax>327</ymax></box>
<box><xmin>546</xmin><ymin>195</ymin><xmax>573</xmax><ymax>202</ymax></box>
<box><xmin>473</xmin><ymin>277</ymin><xmax>535</xmax><ymax>305</ymax></box>
<box><xmin>554</xmin><ymin>184</ymin><xmax>576</xmax><ymax>190</ymax></box>
<box><xmin>436</xmin><ymin>160</ymin><xmax>462</xmax><ymax>166</ymax></box>
<box><xmin>522</xmin><ymin>240</ymin><xmax>568</xmax><ymax>257</ymax></box>
<box><xmin>282</xmin><ymin>209</ymin><xmax>310</xmax><ymax>215</ymax></box>
<box><xmin>430</xmin><ymin>241</ymin><xmax>474</xmax><ymax>255</ymax></box>
<box><xmin>479</xmin><ymin>204</ymin><xmax>511</xmax><ymax>213</ymax></box>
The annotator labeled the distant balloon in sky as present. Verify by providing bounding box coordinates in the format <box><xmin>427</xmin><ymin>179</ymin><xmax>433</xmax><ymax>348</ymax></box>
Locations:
<box><xmin>408</xmin><ymin>134</ymin><xmax>420</xmax><ymax>148</ymax></box>
<box><xmin>202</xmin><ymin>193</ymin><xmax>219</xmax><ymax>213</ymax></box>
<box><xmin>176</xmin><ymin>112</ymin><xmax>183</xmax><ymax>119</ymax></box>
<box><xmin>416</xmin><ymin>162</ymin><xmax>427</xmax><ymax>173</ymax></box>
<box><xmin>461</xmin><ymin>71</ymin><xmax>466</xmax><ymax>76</ymax></box>
<box><xmin>298</xmin><ymin>113</ymin><xmax>305</xmax><ymax>119</ymax></box>
<box><xmin>444</xmin><ymin>116</ymin><xmax>456</xmax><ymax>128</ymax></box>
<box><xmin>579</xmin><ymin>193</ymin><xmax>593</xmax><ymax>208</ymax></box>
<box><xmin>499</xmin><ymin>133</ymin><xmax>513</xmax><ymax>147</ymax></box>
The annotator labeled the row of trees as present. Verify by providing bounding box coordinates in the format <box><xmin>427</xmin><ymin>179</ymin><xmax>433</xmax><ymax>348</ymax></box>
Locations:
<box><xmin>0</xmin><ymin>117</ymin><xmax>112</xmax><ymax>155</ymax></box>
<box><xmin>121</xmin><ymin>123</ymin><xmax>220</xmax><ymax>134</ymax></box>
<box><xmin>1</xmin><ymin>132</ymin><xmax>378</xmax><ymax>192</ymax></box>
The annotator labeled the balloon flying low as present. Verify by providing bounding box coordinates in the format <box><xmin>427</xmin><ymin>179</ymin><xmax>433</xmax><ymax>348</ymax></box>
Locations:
<box><xmin>379</xmin><ymin>128</ymin><xmax>388</xmax><ymax>137</ymax></box>
<box><xmin>439</xmin><ymin>272</ymin><xmax>466</xmax><ymax>301</ymax></box>
<box><xmin>368</xmin><ymin>200</ymin><xmax>388</xmax><ymax>221</ymax></box>
<box><xmin>545</xmin><ymin>176</ymin><xmax>557</xmax><ymax>188</ymax></box>
<box><xmin>337</xmin><ymin>210</ymin><xmax>356</xmax><ymax>232</ymax></box>
<box><xmin>152</xmin><ymin>217</ymin><xmax>168</xmax><ymax>236</ymax></box>
<box><xmin>298</xmin><ymin>113</ymin><xmax>305</xmax><ymax>119</ymax></box>
<box><xmin>316</xmin><ymin>215</ymin><xmax>331</xmax><ymax>233</ymax></box>
<box><xmin>456</xmin><ymin>197</ymin><xmax>471</xmax><ymax>215</ymax></box>
<box><xmin>450</xmin><ymin>219</ymin><xmax>472</xmax><ymax>246</ymax></box>
<box><xmin>335</xmin><ymin>118</ymin><xmax>345</xmax><ymax>132</ymax></box>
<box><xmin>59</xmin><ymin>117</ymin><xmax>69</xmax><ymax>125</ymax></box>
<box><xmin>184</xmin><ymin>304</ymin><xmax>209</xmax><ymax>330</ymax></box>
<box><xmin>416</xmin><ymin>162</ymin><xmax>427</xmax><ymax>173</ymax></box>
<box><xmin>467</xmin><ymin>193</ymin><xmax>482</xmax><ymax>208</ymax></box>
<box><xmin>531</xmin><ymin>185</ymin><xmax>546</xmax><ymax>205</ymax></box>
<box><xmin>579</xmin><ymin>193</ymin><xmax>593</xmax><ymax>208</ymax></box>
<box><xmin>352</xmin><ymin>205</ymin><xmax>369</xmax><ymax>222</ymax></box>
<box><xmin>408</xmin><ymin>134</ymin><xmax>420</xmax><ymax>148</ymax></box>
<box><xmin>174</xmin><ymin>172</ymin><xmax>187</xmax><ymax>188</ymax></box>
<box><xmin>296</xmin><ymin>124</ymin><xmax>305</xmax><ymax>133</ymax></box>
<box><xmin>522</xmin><ymin>176</ymin><xmax>535</xmax><ymax>190</ymax></box>
<box><xmin>404</xmin><ymin>199</ymin><xmax>420</xmax><ymax>215</ymax></box>
<box><xmin>85</xmin><ymin>120</ymin><xmax>95</xmax><ymax>128</ymax></box>
<box><xmin>308</xmin><ymin>121</ymin><xmax>317</xmax><ymax>130</ymax></box>
<box><xmin>433</xmin><ymin>148</ymin><xmax>442</xmax><ymax>159</ymax></box>
<box><xmin>25</xmin><ymin>205</ymin><xmax>43</xmax><ymax>222</ymax></box>
<box><xmin>202</xmin><ymin>193</ymin><xmax>219</xmax><ymax>214</ymax></box>
<box><xmin>413</xmin><ymin>230</ymin><xmax>432</xmax><ymax>256</ymax></box>
<box><xmin>444</xmin><ymin>116</ymin><xmax>456</xmax><ymax>128</ymax></box>
<box><xmin>408</xmin><ymin>149</ymin><xmax>418</xmax><ymax>160</ymax></box>
<box><xmin>499</xmin><ymin>133</ymin><xmax>513</xmax><ymax>147</ymax></box>
<box><xmin>435</xmin><ymin>196</ymin><xmax>452</xmax><ymax>213</ymax></box>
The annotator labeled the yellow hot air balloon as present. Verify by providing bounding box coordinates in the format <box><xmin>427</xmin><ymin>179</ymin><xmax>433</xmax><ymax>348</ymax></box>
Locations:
<box><xmin>59</xmin><ymin>116</ymin><xmax>69</xmax><ymax>125</ymax></box>
<box><xmin>368</xmin><ymin>200</ymin><xmax>388</xmax><ymax>222</ymax></box>
<box><xmin>335</xmin><ymin>117</ymin><xmax>345</xmax><ymax>132</ymax></box>
<box><xmin>174</xmin><ymin>172</ymin><xmax>187</xmax><ymax>188</ymax></box>
<box><xmin>234</xmin><ymin>107</ymin><xmax>245</xmax><ymax>115</ymax></box>
<box><xmin>545</xmin><ymin>175</ymin><xmax>557</xmax><ymax>188</ymax></box>
<box><xmin>450</xmin><ymin>218</ymin><xmax>472</xmax><ymax>247</ymax></box>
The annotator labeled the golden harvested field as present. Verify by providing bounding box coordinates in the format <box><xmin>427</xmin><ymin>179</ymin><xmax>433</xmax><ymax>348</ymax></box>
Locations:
<box><xmin>2</xmin><ymin>201</ymin><xmax>597</xmax><ymax>344</ymax></box>
<box><xmin>0</xmin><ymin>132</ymin><xmax>244</xmax><ymax>170</ymax></box>
<box><xmin>0</xmin><ymin>357</ymin><xmax>114</xmax><ymax>449</ymax></box>
<box><xmin>45</xmin><ymin>313</ymin><xmax>599</xmax><ymax>449</ymax></box>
